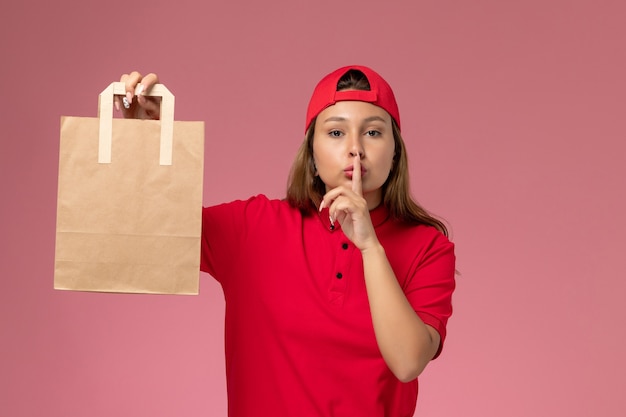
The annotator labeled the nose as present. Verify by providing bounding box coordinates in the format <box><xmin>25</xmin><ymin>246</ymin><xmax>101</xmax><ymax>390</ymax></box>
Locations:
<box><xmin>348</xmin><ymin>134</ymin><xmax>364</xmax><ymax>159</ymax></box>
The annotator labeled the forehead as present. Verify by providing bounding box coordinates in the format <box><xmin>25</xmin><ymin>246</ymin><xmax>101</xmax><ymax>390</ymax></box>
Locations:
<box><xmin>316</xmin><ymin>101</ymin><xmax>392</xmax><ymax>124</ymax></box>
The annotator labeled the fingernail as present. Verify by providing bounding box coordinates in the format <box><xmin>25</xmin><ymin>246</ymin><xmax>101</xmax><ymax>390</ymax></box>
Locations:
<box><xmin>125</xmin><ymin>92</ymin><xmax>133</xmax><ymax>105</ymax></box>
<box><xmin>329</xmin><ymin>215</ymin><xmax>335</xmax><ymax>230</ymax></box>
<box><xmin>114</xmin><ymin>100</ymin><xmax>120</xmax><ymax>111</ymax></box>
<box><xmin>136</xmin><ymin>84</ymin><xmax>144</xmax><ymax>96</ymax></box>
<box><xmin>319</xmin><ymin>200</ymin><xmax>325</xmax><ymax>211</ymax></box>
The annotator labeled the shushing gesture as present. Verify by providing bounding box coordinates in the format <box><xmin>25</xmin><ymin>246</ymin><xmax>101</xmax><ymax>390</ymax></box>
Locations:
<box><xmin>313</xmin><ymin>98</ymin><xmax>396</xmax><ymax>253</ymax></box>
<box><xmin>319</xmin><ymin>155</ymin><xmax>380</xmax><ymax>252</ymax></box>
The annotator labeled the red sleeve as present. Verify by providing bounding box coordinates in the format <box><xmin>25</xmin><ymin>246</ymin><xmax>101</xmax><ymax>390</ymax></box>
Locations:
<box><xmin>404</xmin><ymin>230</ymin><xmax>456</xmax><ymax>359</ymax></box>
<box><xmin>200</xmin><ymin>196</ymin><xmax>258</xmax><ymax>281</ymax></box>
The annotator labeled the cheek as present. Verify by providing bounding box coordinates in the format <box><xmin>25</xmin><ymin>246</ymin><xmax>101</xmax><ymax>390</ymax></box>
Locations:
<box><xmin>388</xmin><ymin>153</ymin><xmax>396</xmax><ymax>171</ymax></box>
<box><xmin>378</xmin><ymin>147</ymin><xmax>396</xmax><ymax>171</ymax></box>
<box><xmin>312</xmin><ymin>144</ymin><xmax>336</xmax><ymax>169</ymax></box>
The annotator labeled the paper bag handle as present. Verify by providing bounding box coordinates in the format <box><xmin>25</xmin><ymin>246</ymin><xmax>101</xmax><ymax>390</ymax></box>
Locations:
<box><xmin>98</xmin><ymin>82</ymin><xmax>175</xmax><ymax>165</ymax></box>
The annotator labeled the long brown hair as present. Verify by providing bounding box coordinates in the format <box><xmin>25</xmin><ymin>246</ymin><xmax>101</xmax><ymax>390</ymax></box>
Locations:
<box><xmin>286</xmin><ymin>70</ymin><xmax>449</xmax><ymax>237</ymax></box>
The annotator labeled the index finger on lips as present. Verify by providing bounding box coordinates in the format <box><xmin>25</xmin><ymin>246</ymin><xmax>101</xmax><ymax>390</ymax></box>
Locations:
<box><xmin>352</xmin><ymin>155</ymin><xmax>363</xmax><ymax>196</ymax></box>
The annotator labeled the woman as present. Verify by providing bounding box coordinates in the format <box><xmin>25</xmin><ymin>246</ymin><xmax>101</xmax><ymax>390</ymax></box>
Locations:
<box><xmin>117</xmin><ymin>65</ymin><xmax>456</xmax><ymax>417</ymax></box>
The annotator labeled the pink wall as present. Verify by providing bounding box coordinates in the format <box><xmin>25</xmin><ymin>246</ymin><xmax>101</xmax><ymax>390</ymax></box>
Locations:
<box><xmin>1</xmin><ymin>1</ymin><xmax>625</xmax><ymax>416</ymax></box>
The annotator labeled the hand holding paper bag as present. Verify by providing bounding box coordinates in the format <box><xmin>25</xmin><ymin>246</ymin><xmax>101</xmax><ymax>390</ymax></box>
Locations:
<box><xmin>54</xmin><ymin>81</ymin><xmax>204</xmax><ymax>294</ymax></box>
<box><xmin>113</xmin><ymin>71</ymin><xmax>162</xmax><ymax>119</ymax></box>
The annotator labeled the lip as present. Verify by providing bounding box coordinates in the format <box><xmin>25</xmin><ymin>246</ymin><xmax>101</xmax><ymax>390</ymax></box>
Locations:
<box><xmin>344</xmin><ymin>165</ymin><xmax>367</xmax><ymax>178</ymax></box>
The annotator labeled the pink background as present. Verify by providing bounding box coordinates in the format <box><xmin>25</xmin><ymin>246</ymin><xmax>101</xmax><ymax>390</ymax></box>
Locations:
<box><xmin>1</xmin><ymin>0</ymin><xmax>625</xmax><ymax>416</ymax></box>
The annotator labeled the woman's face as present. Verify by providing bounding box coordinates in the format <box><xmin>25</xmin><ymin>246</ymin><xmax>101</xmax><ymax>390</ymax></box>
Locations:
<box><xmin>312</xmin><ymin>100</ymin><xmax>395</xmax><ymax>209</ymax></box>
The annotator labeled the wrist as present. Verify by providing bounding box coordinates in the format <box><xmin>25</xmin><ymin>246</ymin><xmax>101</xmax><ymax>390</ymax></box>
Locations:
<box><xmin>360</xmin><ymin>241</ymin><xmax>385</xmax><ymax>257</ymax></box>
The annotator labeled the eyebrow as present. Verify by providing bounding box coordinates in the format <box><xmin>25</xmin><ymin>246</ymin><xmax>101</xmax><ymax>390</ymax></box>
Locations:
<box><xmin>322</xmin><ymin>116</ymin><xmax>388</xmax><ymax>124</ymax></box>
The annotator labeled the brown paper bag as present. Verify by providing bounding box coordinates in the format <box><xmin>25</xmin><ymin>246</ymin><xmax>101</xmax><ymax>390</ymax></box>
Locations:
<box><xmin>54</xmin><ymin>82</ymin><xmax>204</xmax><ymax>294</ymax></box>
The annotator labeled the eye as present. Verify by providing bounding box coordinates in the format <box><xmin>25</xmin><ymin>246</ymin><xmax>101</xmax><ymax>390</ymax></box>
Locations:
<box><xmin>329</xmin><ymin>130</ymin><xmax>343</xmax><ymax>137</ymax></box>
<box><xmin>365</xmin><ymin>130</ymin><xmax>381</xmax><ymax>137</ymax></box>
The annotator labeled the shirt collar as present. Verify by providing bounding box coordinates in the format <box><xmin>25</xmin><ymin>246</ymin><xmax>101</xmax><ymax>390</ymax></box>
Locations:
<box><xmin>317</xmin><ymin>203</ymin><xmax>389</xmax><ymax>232</ymax></box>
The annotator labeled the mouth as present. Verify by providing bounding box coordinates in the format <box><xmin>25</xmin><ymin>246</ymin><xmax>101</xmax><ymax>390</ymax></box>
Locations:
<box><xmin>344</xmin><ymin>165</ymin><xmax>367</xmax><ymax>178</ymax></box>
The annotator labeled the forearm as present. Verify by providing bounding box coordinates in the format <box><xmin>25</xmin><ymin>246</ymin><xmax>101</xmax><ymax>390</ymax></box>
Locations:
<box><xmin>361</xmin><ymin>243</ymin><xmax>440</xmax><ymax>382</ymax></box>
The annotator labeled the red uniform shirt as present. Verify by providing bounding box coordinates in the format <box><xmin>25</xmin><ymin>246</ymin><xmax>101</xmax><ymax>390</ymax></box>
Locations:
<box><xmin>200</xmin><ymin>195</ymin><xmax>455</xmax><ymax>417</ymax></box>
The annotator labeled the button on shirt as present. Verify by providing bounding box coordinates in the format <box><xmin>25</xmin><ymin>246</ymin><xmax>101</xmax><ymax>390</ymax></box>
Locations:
<box><xmin>200</xmin><ymin>195</ymin><xmax>456</xmax><ymax>417</ymax></box>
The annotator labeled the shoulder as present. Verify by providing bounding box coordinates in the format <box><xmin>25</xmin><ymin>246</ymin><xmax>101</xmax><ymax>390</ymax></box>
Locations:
<box><xmin>203</xmin><ymin>194</ymin><xmax>300</xmax><ymax>224</ymax></box>
<box><xmin>380</xmin><ymin>221</ymin><xmax>455</xmax><ymax>276</ymax></box>
<box><xmin>381</xmin><ymin>219</ymin><xmax>453</xmax><ymax>251</ymax></box>
<box><xmin>204</xmin><ymin>194</ymin><xmax>285</xmax><ymax>209</ymax></box>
